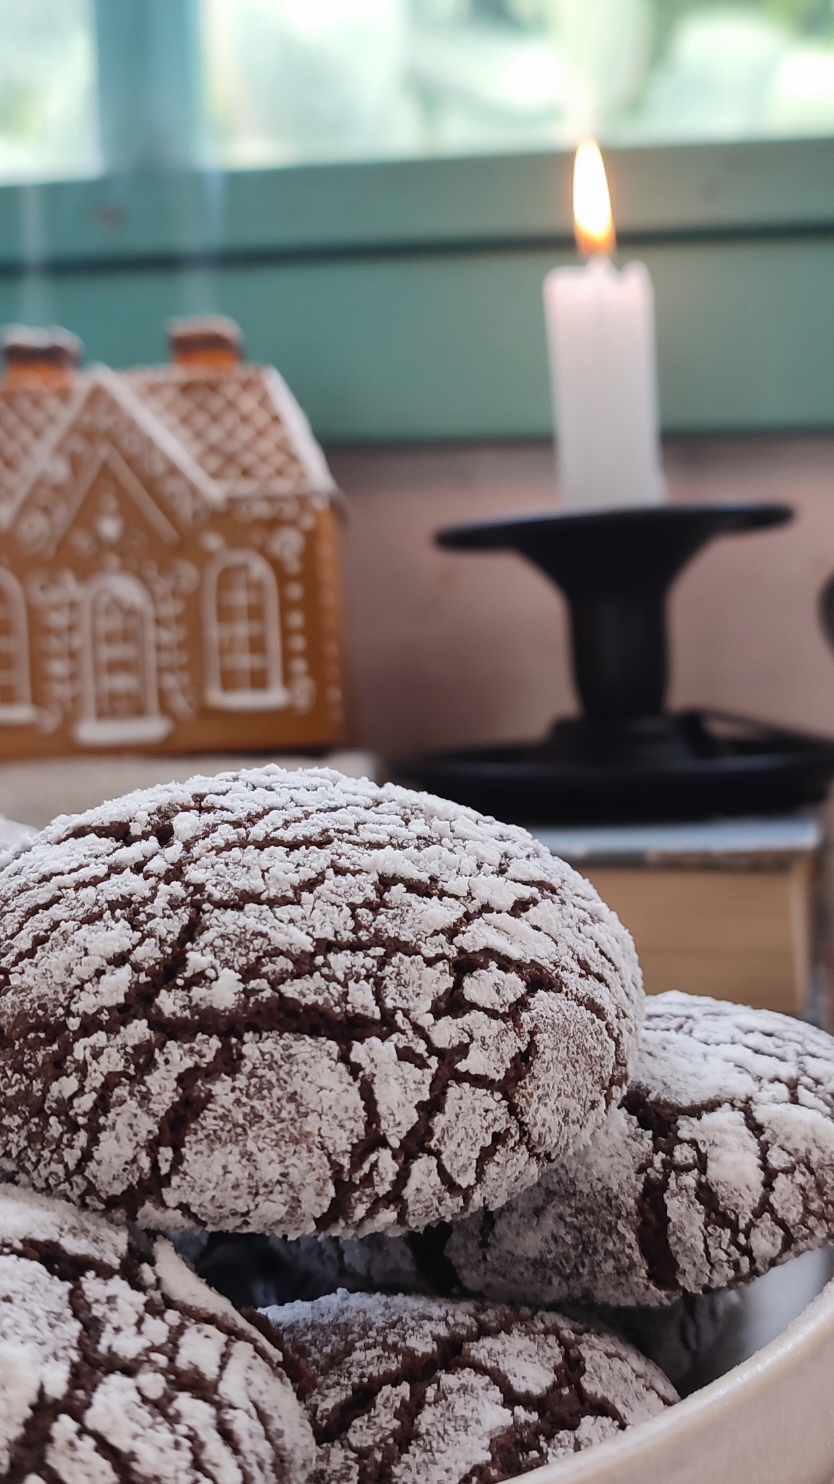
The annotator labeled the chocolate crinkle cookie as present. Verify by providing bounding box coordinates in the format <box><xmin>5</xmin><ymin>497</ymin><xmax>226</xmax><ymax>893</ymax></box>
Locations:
<box><xmin>0</xmin><ymin>1183</ymin><xmax>314</xmax><ymax>1484</ymax></box>
<box><xmin>259</xmin><ymin>1291</ymin><xmax>678</xmax><ymax>1483</ymax></box>
<box><xmin>173</xmin><ymin>1231</ymin><xmax>738</xmax><ymax>1394</ymax></box>
<box><xmin>0</xmin><ymin>766</ymin><xmax>641</xmax><ymax>1237</ymax></box>
<box><xmin>444</xmin><ymin>991</ymin><xmax>834</xmax><ymax>1307</ymax></box>
<box><xmin>172</xmin><ymin>1233</ymin><xmax>737</xmax><ymax>1392</ymax></box>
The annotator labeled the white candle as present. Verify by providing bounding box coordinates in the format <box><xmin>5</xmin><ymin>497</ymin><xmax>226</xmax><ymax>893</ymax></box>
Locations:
<box><xmin>543</xmin><ymin>142</ymin><xmax>664</xmax><ymax>510</ymax></box>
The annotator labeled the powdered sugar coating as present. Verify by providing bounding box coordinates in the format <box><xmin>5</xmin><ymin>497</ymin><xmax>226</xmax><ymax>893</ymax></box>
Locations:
<box><xmin>259</xmin><ymin>1290</ymin><xmax>677</xmax><ymax>1483</ymax></box>
<box><xmin>0</xmin><ymin>766</ymin><xmax>641</xmax><ymax>1237</ymax></box>
<box><xmin>0</xmin><ymin>1182</ymin><xmax>314</xmax><ymax>1483</ymax></box>
<box><xmin>445</xmin><ymin>991</ymin><xmax>834</xmax><ymax>1307</ymax></box>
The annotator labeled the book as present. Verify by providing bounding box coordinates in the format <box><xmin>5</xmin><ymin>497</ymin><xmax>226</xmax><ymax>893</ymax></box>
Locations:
<box><xmin>532</xmin><ymin>817</ymin><xmax>822</xmax><ymax>1015</ymax></box>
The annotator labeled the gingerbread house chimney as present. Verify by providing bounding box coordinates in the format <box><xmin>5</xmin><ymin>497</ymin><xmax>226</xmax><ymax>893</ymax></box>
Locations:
<box><xmin>2</xmin><ymin>326</ymin><xmax>82</xmax><ymax>390</ymax></box>
<box><xmin>167</xmin><ymin>315</ymin><xmax>243</xmax><ymax>373</ymax></box>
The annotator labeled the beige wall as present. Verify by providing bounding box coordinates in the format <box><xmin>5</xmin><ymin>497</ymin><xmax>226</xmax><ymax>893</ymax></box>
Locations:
<box><xmin>330</xmin><ymin>434</ymin><xmax>834</xmax><ymax>760</ymax></box>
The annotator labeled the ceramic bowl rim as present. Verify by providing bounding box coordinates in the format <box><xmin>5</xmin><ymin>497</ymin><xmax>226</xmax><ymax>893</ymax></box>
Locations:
<box><xmin>508</xmin><ymin>1271</ymin><xmax>834</xmax><ymax>1483</ymax></box>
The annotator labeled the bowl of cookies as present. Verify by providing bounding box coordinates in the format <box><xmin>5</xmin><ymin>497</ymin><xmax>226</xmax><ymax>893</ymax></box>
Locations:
<box><xmin>0</xmin><ymin>764</ymin><xmax>832</xmax><ymax>1483</ymax></box>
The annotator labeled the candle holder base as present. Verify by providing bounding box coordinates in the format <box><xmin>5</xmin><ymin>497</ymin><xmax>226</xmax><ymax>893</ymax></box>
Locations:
<box><xmin>539</xmin><ymin>710</ymin><xmax>706</xmax><ymax>767</ymax></box>
<box><xmin>398</xmin><ymin>711</ymin><xmax>834</xmax><ymax>825</ymax></box>
<box><xmin>394</xmin><ymin>503</ymin><xmax>834</xmax><ymax>825</ymax></box>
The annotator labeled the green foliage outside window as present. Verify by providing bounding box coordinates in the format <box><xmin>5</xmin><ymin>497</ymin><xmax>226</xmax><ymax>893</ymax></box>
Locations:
<box><xmin>3</xmin><ymin>0</ymin><xmax>834</xmax><ymax>184</ymax></box>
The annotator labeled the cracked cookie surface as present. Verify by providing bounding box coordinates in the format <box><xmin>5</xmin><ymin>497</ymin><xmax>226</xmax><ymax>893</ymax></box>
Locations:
<box><xmin>0</xmin><ymin>766</ymin><xmax>641</xmax><ymax>1236</ymax></box>
<box><xmin>0</xmin><ymin>1182</ymin><xmax>314</xmax><ymax>1483</ymax></box>
<box><xmin>259</xmin><ymin>1290</ymin><xmax>678</xmax><ymax>1483</ymax></box>
<box><xmin>444</xmin><ymin>992</ymin><xmax>834</xmax><ymax>1306</ymax></box>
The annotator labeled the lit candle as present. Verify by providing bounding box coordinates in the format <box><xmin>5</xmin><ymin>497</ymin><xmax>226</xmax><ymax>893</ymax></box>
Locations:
<box><xmin>543</xmin><ymin>141</ymin><xmax>664</xmax><ymax>510</ymax></box>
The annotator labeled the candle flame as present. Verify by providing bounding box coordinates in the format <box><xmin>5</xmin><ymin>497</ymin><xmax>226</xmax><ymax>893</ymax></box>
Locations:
<box><xmin>572</xmin><ymin>140</ymin><xmax>616</xmax><ymax>258</ymax></box>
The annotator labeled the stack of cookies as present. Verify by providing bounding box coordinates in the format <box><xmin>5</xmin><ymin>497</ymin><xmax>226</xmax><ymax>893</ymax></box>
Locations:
<box><xmin>0</xmin><ymin>765</ymin><xmax>832</xmax><ymax>1483</ymax></box>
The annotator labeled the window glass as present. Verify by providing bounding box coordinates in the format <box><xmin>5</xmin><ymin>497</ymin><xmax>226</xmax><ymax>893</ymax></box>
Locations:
<box><xmin>0</xmin><ymin>0</ymin><xmax>97</xmax><ymax>182</ymax></box>
<box><xmin>203</xmin><ymin>0</ymin><xmax>834</xmax><ymax>165</ymax></box>
<box><xmin>2</xmin><ymin>0</ymin><xmax>834</xmax><ymax>186</ymax></box>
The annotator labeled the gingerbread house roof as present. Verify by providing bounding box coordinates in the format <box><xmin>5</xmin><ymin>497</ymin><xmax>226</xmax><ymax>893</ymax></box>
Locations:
<box><xmin>0</xmin><ymin>358</ymin><xmax>335</xmax><ymax>534</ymax></box>
<box><xmin>124</xmin><ymin>364</ymin><xmax>335</xmax><ymax>498</ymax></box>
<box><xmin>0</xmin><ymin>384</ymin><xmax>75</xmax><ymax>506</ymax></box>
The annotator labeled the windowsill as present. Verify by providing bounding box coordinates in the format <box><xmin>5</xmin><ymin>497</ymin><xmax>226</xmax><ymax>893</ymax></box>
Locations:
<box><xmin>1</xmin><ymin>135</ymin><xmax>834</xmax><ymax>273</ymax></box>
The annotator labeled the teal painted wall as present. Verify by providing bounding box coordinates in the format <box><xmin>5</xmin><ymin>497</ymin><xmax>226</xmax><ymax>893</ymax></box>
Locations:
<box><xmin>1</xmin><ymin>141</ymin><xmax>833</xmax><ymax>440</ymax></box>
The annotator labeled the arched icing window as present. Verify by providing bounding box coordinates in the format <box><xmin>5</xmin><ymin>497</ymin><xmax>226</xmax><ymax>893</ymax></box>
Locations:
<box><xmin>203</xmin><ymin>550</ymin><xmax>289</xmax><ymax>711</ymax></box>
<box><xmin>75</xmin><ymin>573</ymin><xmax>172</xmax><ymax>746</ymax></box>
<box><xmin>0</xmin><ymin>568</ymin><xmax>36</xmax><ymax>725</ymax></box>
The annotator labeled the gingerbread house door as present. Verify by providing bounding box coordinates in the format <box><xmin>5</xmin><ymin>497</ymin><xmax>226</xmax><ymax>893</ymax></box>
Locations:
<box><xmin>75</xmin><ymin>572</ymin><xmax>172</xmax><ymax>746</ymax></box>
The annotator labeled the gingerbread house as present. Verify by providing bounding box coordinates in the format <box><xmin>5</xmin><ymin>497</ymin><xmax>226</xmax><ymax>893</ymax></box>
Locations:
<box><xmin>0</xmin><ymin>318</ymin><xmax>345</xmax><ymax>760</ymax></box>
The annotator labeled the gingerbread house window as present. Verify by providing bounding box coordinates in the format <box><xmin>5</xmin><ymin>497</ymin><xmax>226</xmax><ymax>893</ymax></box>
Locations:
<box><xmin>203</xmin><ymin>550</ymin><xmax>289</xmax><ymax>711</ymax></box>
<box><xmin>0</xmin><ymin>569</ymin><xmax>35</xmax><ymax>724</ymax></box>
<box><xmin>75</xmin><ymin>573</ymin><xmax>172</xmax><ymax>747</ymax></box>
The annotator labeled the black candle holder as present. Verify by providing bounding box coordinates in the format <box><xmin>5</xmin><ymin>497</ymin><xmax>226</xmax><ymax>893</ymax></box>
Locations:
<box><xmin>396</xmin><ymin>503</ymin><xmax>834</xmax><ymax>824</ymax></box>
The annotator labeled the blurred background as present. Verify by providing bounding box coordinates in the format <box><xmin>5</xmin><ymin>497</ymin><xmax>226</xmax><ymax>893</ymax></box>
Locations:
<box><xmin>4</xmin><ymin>1</ymin><xmax>834</xmax><ymax>1017</ymax></box>
<box><xmin>6</xmin><ymin>0</ymin><xmax>834</xmax><ymax>183</ymax></box>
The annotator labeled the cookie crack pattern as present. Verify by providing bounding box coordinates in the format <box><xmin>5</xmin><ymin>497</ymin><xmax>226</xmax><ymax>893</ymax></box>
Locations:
<box><xmin>433</xmin><ymin>992</ymin><xmax>834</xmax><ymax>1308</ymax></box>
<box><xmin>261</xmin><ymin>1292</ymin><xmax>678</xmax><ymax>1484</ymax></box>
<box><xmin>280</xmin><ymin>993</ymin><xmax>834</xmax><ymax>1315</ymax></box>
<box><xmin>5</xmin><ymin>1392</ymin><xmax>66</xmax><ymax>1484</ymax></box>
<box><xmin>0</xmin><ymin>767</ymin><xmax>643</xmax><ymax>1236</ymax></box>
<box><xmin>624</xmin><ymin>1081</ymin><xmax>815</xmax><ymax>1296</ymax></box>
<box><xmin>623</xmin><ymin>1090</ymin><xmax>688</xmax><ymax>1295</ymax></box>
<box><xmin>0</xmin><ymin>1183</ymin><xmax>315</xmax><ymax>1484</ymax></box>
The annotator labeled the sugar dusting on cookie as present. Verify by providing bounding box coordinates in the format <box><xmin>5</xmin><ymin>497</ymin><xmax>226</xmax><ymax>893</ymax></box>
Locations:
<box><xmin>446</xmin><ymin>991</ymin><xmax>834</xmax><ymax>1306</ymax></box>
<box><xmin>0</xmin><ymin>1182</ymin><xmax>314</xmax><ymax>1482</ymax></box>
<box><xmin>261</xmin><ymin>1290</ymin><xmax>678</xmax><ymax>1483</ymax></box>
<box><xmin>0</xmin><ymin>766</ymin><xmax>642</xmax><ymax>1237</ymax></box>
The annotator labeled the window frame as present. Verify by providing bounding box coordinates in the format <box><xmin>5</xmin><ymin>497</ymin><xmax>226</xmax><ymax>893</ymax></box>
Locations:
<box><xmin>0</xmin><ymin>565</ymin><xmax>35</xmax><ymax>724</ymax></box>
<box><xmin>202</xmin><ymin>547</ymin><xmax>289</xmax><ymax>712</ymax></box>
<box><xmin>1</xmin><ymin>136</ymin><xmax>833</xmax><ymax>269</ymax></box>
<box><xmin>0</xmin><ymin>136</ymin><xmax>834</xmax><ymax>441</ymax></box>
